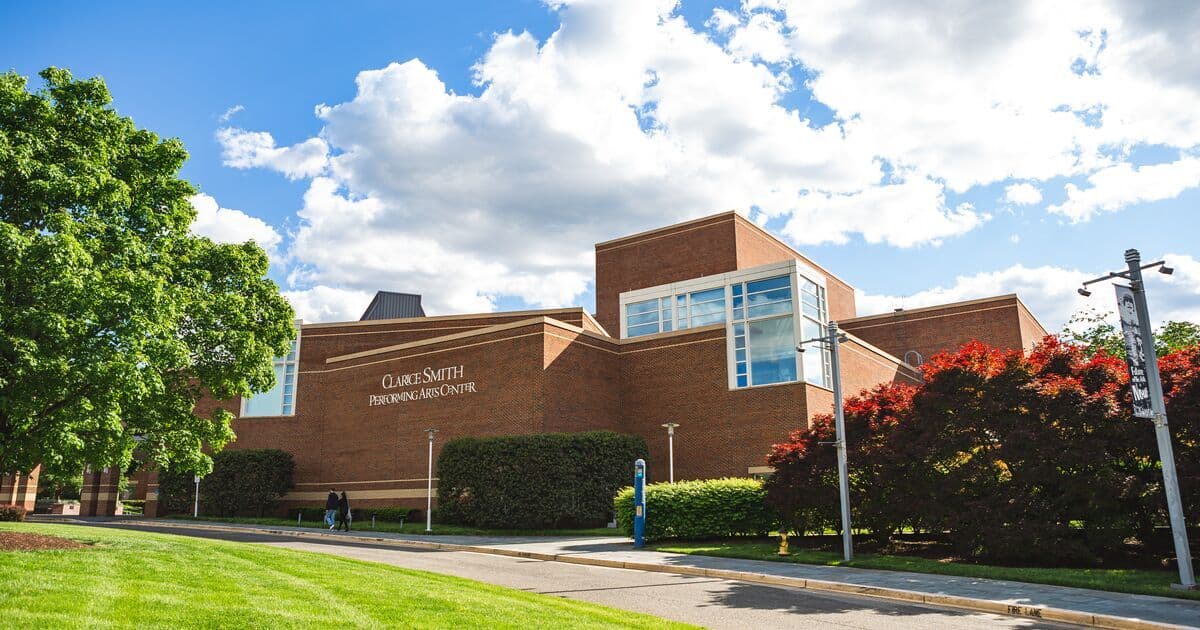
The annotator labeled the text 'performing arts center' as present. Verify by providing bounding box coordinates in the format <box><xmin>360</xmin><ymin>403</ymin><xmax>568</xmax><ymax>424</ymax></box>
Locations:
<box><xmin>158</xmin><ymin>212</ymin><xmax>1049</xmax><ymax>512</ymax></box>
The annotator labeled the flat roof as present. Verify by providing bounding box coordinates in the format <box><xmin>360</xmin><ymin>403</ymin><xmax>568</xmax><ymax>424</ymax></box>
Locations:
<box><xmin>595</xmin><ymin>210</ymin><xmax>855</xmax><ymax>290</ymax></box>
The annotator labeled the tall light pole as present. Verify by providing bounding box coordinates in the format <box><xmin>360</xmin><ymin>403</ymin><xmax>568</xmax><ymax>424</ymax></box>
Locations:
<box><xmin>1078</xmin><ymin>249</ymin><xmax>1195</xmax><ymax>589</ymax></box>
<box><xmin>661</xmin><ymin>423</ymin><xmax>679</xmax><ymax>483</ymax></box>
<box><xmin>424</xmin><ymin>428</ymin><xmax>439</xmax><ymax>533</ymax></box>
<box><xmin>193</xmin><ymin>474</ymin><xmax>201</xmax><ymax>518</ymax></box>
<box><xmin>798</xmin><ymin>321</ymin><xmax>853</xmax><ymax>562</ymax></box>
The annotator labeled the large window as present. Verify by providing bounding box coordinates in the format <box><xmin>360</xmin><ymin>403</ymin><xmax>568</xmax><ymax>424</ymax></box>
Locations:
<box><xmin>625</xmin><ymin>287</ymin><xmax>726</xmax><ymax>338</ymax></box>
<box><xmin>619</xmin><ymin>260</ymin><xmax>831</xmax><ymax>389</ymax></box>
<box><xmin>799</xmin><ymin>280</ymin><xmax>832</xmax><ymax>387</ymax></box>
<box><xmin>732</xmin><ymin>276</ymin><xmax>797</xmax><ymax>387</ymax></box>
<box><xmin>242</xmin><ymin>338</ymin><xmax>299</xmax><ymax>417</ymax></box>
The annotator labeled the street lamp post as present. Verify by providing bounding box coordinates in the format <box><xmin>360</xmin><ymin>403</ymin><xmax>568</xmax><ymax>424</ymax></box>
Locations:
<box><xmin>798</xmin><ymin>321</ymin><xmax>853</xmax><ymax>562</ymax></box>
<box><xmin>661</xmin><ymin>423</ymin><xmax>679</xmax><ymax>483</ymax></box>
<box><xmin>424</xmin><ymin>428</ymin><xmax>439</xmax><ymax>532</ymax></box>
<box><xmin>1078</xmin><ymin>249</ymin><xmax>1195</xmax><ymax>589</ymax></box>
<box><xmin>193</xmin><ymin>474</ymin><xmax>201</xmax><ymax>518</ymax></box>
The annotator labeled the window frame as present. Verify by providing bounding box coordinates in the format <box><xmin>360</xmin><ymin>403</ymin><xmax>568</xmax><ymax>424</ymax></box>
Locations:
<box><xmin>240</xmin><ymin>322</ymin><xmax>302</xmax><ymax>418</ymax></box>
<box><xmin>616</xmin><ymin>259</ymin><xmax>830</xmax><ymax>390</ymax></box>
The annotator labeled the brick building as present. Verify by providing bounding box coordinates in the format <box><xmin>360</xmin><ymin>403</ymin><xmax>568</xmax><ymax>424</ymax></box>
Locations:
<box><xmin>124</xmin><ymin>211</ymin><xmax>1045</xmax><ymax>517</ymax></box>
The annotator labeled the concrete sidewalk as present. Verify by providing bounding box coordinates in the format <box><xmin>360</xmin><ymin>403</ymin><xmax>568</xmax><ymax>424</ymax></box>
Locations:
<box><xmin>58</xmin><ymin>517</ymin><xmax>1200</xmax><ymax>630</ymax></box>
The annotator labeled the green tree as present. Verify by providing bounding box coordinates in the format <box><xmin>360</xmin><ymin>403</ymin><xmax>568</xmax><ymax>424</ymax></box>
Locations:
<box><xmin>0</xmin><ymin>68</ymin><xmax>294</xmax><ymax>478</ymax></box>
<box><xmin>1061</xmin><ymin>307</ymin><xmax>1200</xmax><ymax>358</ymax></box>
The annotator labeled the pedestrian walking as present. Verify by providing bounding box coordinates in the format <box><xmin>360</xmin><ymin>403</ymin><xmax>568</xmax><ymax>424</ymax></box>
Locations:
<box><xmin>336</xmin><ymin>491</ymin><xmax>352</xmax><ymax>532</ymax></box>
<box><xmin>325</xmin><ymin>488</ymin><xmax>338</xmax><ymax>529</ymax></box>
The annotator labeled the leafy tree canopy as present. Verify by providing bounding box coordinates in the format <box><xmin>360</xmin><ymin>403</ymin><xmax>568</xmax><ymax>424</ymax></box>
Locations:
<box><xmin>0</xmin><ymin>68</ymin><xmax>294</xmax><ymax>478</ymax></box>
<box><xmin>1061</xmin><ymin>307</ymin><xmax>1200</xmax><ymax>359</ymax></box>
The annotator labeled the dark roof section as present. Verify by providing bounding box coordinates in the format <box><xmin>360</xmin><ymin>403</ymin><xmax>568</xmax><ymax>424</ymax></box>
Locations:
<box><xmin>359</xmin><ymin>291</ymin><xmax>426</xmax><ymax>321</ymax></box>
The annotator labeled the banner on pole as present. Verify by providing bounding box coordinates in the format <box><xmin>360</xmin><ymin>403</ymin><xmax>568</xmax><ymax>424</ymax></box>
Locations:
<box><xmin>1115</xmin><ymin>284</ymin><xmax>1154</xmax><ymax>418</ymax></box>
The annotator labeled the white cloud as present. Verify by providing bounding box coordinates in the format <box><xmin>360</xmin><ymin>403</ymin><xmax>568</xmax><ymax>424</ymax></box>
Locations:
<box><xmin>782</xmin><ymin>177</ymin><xmax>985</xmax><ymax>247</ymax></box>
<box><xmin>219</xmin><ymin>105</ymin><xmax>244</xmax><ymax>122</ymax></box>
<box><xmin>1004</xmin><ymin>182</ymin><xmax>1043</xmax><ymax>205</ymax></box>
<box><xmin>188</xmin><ymin>193</ymin><xmax>282</xmax><ymax>259</ymax></box>
<box><xmin>719</xmin><ymin>1</ymin><xmax>1200</xmax><ymax>198</ymax></box>
<box><xmin>282</xmin><ymin>286</ymin><xmax>375</xmax><ymax>323</ymax></box>
<box><xmin>216</xmin><ymin>0</ymin><xmax>1200</xmax><ymax>319</ymax></box>
<box><xmin>217</xmin><ymin>127</ymin><xmax>329</xmax><ymax>180</ymax></box>
<box><xmin>1048</xmin><ymin>156</ymin><xmax>1200</xmax><ymax>221</ymax></box>
<box><xmin>857</xmin><ymin>254</ymin><xmax>1200</xmax><ymax>331</ymax></box>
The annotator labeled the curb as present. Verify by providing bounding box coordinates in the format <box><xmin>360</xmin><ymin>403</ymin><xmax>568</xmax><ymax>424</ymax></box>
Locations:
<box><xmin>89</xmin><ymin>519</ymin><xmax>1196</xmax><ymax>630</ymax></box>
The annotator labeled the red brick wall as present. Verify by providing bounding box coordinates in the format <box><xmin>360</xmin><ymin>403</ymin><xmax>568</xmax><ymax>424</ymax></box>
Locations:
<box><xmin>299</xmin><ymin>309</ymin><xmax>590</xmax><ymax>369</ymax></box>
<box><xmin>618</xmin><ymin>326</ymin><xmax>812</xmax><ymax>480</ymax></box>
<box><xmin>595</xmin><ymin>213</ymin><xmax>859</xmax><ymax>335</ymax></box>
<box><xmin>1016</xmin><ymin>299</ymin><xmax>1050</xmax><ymax>351</ymax></box>
<box><xmin>542</xmin><ymin>326</ymin><xmax>623</xmax><ymax>434</ymax></box>
<box><xmin>839</xmin><ymin>337</ymin><xmax>923</xmax><ymax>398</ymax></box>
<box><xmin>0</xmin><ymin>466</ymin><xmax>39</xmax><ymax>511</ymax></box>
<box><xmin>840</xmin><ymin>295</ymin><xmax>1034</xmax><ymax>364</ymax></box>
<box><xmin>594</xmin><ymin>214</ymin><xmax>741</xmax><ymax>334</ymax></box>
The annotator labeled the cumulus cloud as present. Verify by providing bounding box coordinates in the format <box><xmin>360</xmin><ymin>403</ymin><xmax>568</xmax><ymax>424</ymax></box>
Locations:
<box><xmin>217</xmin><ymin>127</ymin><xmax>329</xmax><ymax>180</ymax></box>
<box><xmin>783</xmin><ymin>177</ymin><xmax>985</xmax><ymax>247</ymax></box>
<box><xmin>189</xmin><ymin>193</ymin><xmax>282</xmax><ymax>259</ymax></box>
<box><xmin>1048</xmin><ymin>156</ymin><xmax>1200</xmax><ymax>221</ymax></box>
<box><xmin>1004</xmin><ymin>183</ymin><xmax>1043</xmax><ymax>205</ymax></box>
<box><xmin>217</xmin><ymin>0</ymin><xmax>1200</xmax><ymax>319</ymax></box>
<box><xmin>718</xmin><ymin>0</ymin><xmax>1200</xmax><ymax>196</ymax></box>
<box><xmin>282</xmin><ymin>286</ymin><xmax>376</xmax><ymax>323</ymax></box>
<box><xmin>857</xmin><ymin>254</ymin><xmax>1200</xmax><ymax>331</ymax></box>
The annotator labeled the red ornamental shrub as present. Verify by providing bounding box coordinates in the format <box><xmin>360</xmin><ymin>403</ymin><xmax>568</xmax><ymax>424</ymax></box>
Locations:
<box><xmin>766</xmin><ymin>381</ymin><xmax>915</xmax><ymax>541</ymax></box>
<box><xmin>766</xmin><ymin>336</ymin><xmax>1198</xmax><ymax>565</ymax></box>
<box><xmin>1160</xmin><ymin>347</ymin><xmax>1200</xmax><ymax>526</ymax></box>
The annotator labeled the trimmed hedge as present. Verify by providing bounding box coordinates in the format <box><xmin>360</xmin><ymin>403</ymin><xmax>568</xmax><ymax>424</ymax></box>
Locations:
<box><xmin>614</xmin><ymin>478</ymin><xmax>777</xmax><ymax>541</ymax></box>
<box><xmin>159</xmin><ymin>449</ymin><xmax>295</xmax><ymax>517</ymax></box>
<box><xmin>438</xmin><ymin>431</ymin><xmax>648</xmax><ymax>529</ymax></box>
<box><xmin>0</xmin><ymin>504</ymin><xmax>27</xmax><ymax>521</ymax></box>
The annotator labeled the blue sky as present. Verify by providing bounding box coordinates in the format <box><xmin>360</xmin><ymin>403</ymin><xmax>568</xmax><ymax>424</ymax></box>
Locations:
<box><xmin>4</xmin><ymin>0</ymin><xmax>1198</xmax><ymax>329</ymax></box>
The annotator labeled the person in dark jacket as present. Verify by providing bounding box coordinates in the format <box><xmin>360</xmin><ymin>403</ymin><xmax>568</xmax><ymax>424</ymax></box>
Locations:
<box><xmin>325</xmin><ymin>489</ymin><xmax>338</xmax><ymax>529</ymax></box>
<box><xmin>336</xmin><ymin>491</ymin><xmax>352</xmax><ymax>532</ymax></box>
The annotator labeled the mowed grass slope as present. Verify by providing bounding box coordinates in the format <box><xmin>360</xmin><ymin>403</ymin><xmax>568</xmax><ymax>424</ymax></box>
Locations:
<box><xmin>652</xmin><ymin>540</ymin><xmax>1200</xmax><ymax>601</ymax></box>
<box><xmin>0</xmin><ymin>523</ymin><xmax>693</xmax><ymax>629</ymax></box>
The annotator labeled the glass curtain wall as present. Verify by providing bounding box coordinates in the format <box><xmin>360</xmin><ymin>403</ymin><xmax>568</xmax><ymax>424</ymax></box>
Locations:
<box><xmin>622</xmin><ymin>263</ymin><xmax>830</xmax><ymax>389</ymax></box>
<box><xmin>625</xmin><ymin>287</ymin><xmax>727</xmax><ymax>338</ymax></box>
<box><xmin>241</xmin><ymin>338</ymin><xmax>299</xmax><ymax>416</ymax></box>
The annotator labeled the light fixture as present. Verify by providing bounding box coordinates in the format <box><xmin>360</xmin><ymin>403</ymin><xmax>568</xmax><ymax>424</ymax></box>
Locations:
<box><xmin>1077</xmin><ymin>287</ymin><xmax>1092</xmax><ymax>297</ymax></box>
<box><xmin>1160</xmin><ymin>265</ymin><xmax>1174</xmax><ymax>275</ymax></box>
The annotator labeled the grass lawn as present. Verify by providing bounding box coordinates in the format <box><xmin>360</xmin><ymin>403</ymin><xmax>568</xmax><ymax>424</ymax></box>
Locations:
<box><xmin>651</xmin><ymin>539</ymin><xmax>1200</xmax><ymax>602</ymax></box>
<box><xmin>167</xmin><ymin>514</ymin><xmax>620</xmax><ymax>537</ymax></box>
<box><xmin>0</xmin><ymin>523</ymin><xmax>692</xmax><ymax>629</ymax></box>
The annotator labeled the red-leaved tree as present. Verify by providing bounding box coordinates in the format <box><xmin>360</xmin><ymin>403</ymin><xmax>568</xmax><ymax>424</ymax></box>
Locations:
<box><xmin>766</xmin><ymin>336</ymin><xmax>1199</xmax><ymax>565</ymax></box>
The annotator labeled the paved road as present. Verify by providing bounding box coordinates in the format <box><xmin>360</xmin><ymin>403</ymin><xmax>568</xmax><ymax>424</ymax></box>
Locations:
<box><xmin>104</xmin><ymin>523</ymin><xmax>1076</xmax><ymax>629</ymax></box>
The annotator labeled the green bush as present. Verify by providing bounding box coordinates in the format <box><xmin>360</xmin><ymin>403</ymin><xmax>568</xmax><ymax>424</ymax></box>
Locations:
<box><xmin>614</xmin><ymin>478</ymin><xmax>777</xmax><ymax>541</ymax></box>
<box><xmin>159</xmin><ymin>449</ymin><xmax>295</xmax><ymax>517</ymax></box>
<box><xmin>438</xmin><ymin>431</ymin><xmax>647</xmax><ymax>529</ymax></box>
<box><xmin>120</xmin><ymin>500</ymin><xmax>145</xmax><ymax>516</ymax></box>
<box><xmin>0</xmin><ymin>504</ymin><xmax>27</xmax><ymax>521</ymax></box>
